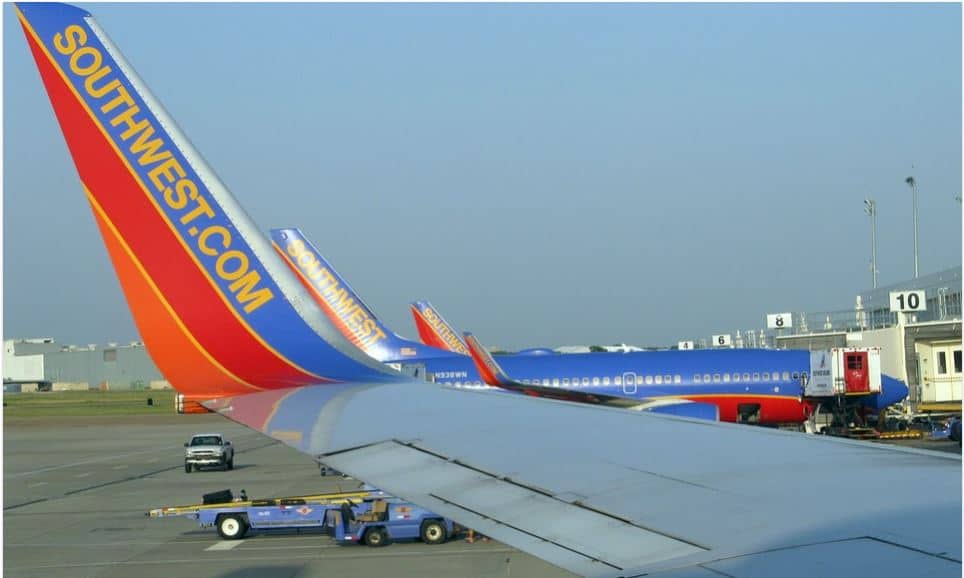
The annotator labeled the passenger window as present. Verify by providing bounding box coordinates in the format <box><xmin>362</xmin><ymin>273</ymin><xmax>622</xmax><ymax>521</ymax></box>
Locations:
<box><xmin>562</xmin><ymin>378</ymin><xmax>570</xmax><ymax>386</ymax></box>
<box><xmin>703</xmin><ymin>374</ymin><xmax>711</xmax><ymax>383</ymax></box>
<box><xmin>763</xmin><ymin>372</ymin><xmax>770</xmax><ymax>381</ymax></box>
<box><xmin>674</xmin><ymin>375</ymin><xmax>681</xmax><ymax>384</ymax></box>
<box><xmin>733</xmin><ymin>373</ymin><xmax>741</xmax><ymax>382</ymax></box>
<box><xmin>752</xmin><ymin>373</ymin><xmax>760</xmax><ymax>381</ymax></box>
<box><xmin>743</xmin><ymin>373</ymin><xmax>751</xmax><ymax>381</ymax></box>
<box><xmin>664</xmin><ymin>375</ymin><xmax>672</xmax><ymax>384</ymax></box>
<box><xmin>713</xmin><ymin>374</ymin><xmax>721</xmax><ymax>383</ymax></box>
<box><xmin>542</xmin><ymin>379</ymin><xmax>550</xmax><ymax>386</ymax></box>
<box><xmin>645</xmin><ymin>375</ymin><xmax>654</xmax><ymax>385</ymax></box>
<box><xmin>636</xmin><ymin>376</ymin><xmax>644</xmax><ymax>385</ymax></box>
<box><xmin>614</xmin><ymin>376</ymin><xmax>622</xmax><ymax>386</ymax></box>
<box><xmin>722</xmin><ymin>373</ymin><xmax>730</xmax><ymax>383</ymax></box>
<box><xmin>694</xmin><ymin>374</ymin><xmax>702</xmax><ymax>383</ymax></box>
<box><xmin>582</xmin><ymin>377</ymin><xmax>590</xmax><ymax>386</ymax></box>
<box><xmin>552</xmin><ymin>378</ymin><xmax>559</xmax><ymax>386</ymax></box>
<box><xmin>592</xmin><ymin>377</ymin><xmax>600</xmax><ymax>386</ymax></box>
<box><xmin>782</xmin><ymin>371</ymin><xmax>790</xmax><ymax>381</ymax></box>
<box><xmin>603</xmin><ymin>377</ymin><xmax>610</xmax><ymax>385</ymax></box>
<box><xmin>792</xmin><ymin>372</ymin><xmax>799</xmax><ymax>380</ymax></box>
<box><xmin>573</xmin><ymin>377</ymin><xmax>580</xmax><ymax>386</ymax></box>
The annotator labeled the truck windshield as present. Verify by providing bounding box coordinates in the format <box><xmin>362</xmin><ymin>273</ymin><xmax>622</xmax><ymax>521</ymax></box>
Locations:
<box><xmin>190</xmin><ymin>436</ymin><xmax>221</xmax><ymax>446</ymax></box>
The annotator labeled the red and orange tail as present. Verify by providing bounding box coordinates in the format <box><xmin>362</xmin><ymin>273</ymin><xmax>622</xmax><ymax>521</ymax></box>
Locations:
<box><xmin>16</xmin><ymin>3</ymin><xmax>403</xmax><ymax>401</ymax></box>
<box><xmin>409</xmin><ymin>301</ymin><xmax>470</xmax><ymax>355</ymax></box>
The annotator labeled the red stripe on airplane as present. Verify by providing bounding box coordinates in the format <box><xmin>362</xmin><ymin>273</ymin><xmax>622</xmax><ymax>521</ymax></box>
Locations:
<box><xmin>25</xmin><ymin>29</ymin><xmax>321</xmax><ymax>390</ymax></box>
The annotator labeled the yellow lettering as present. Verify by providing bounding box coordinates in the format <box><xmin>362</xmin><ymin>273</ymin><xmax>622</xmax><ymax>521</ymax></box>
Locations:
<box><xmin>167</xmin><ymin>179</ymin><xmax>195</xmax><ymax>210</ymax></box>
<box><xmin>215</xmin><ymin>250</ymin><xmax>248</xmax><ymax>281</ymax></box>
<box><xmin>54</xmin><ymin>24</ymin><xmax>87</xmax><ymax>55</ymax></box>
<box><xmin>100</xmin><ymin>85</ymin><xmax>134</xmax><ymax>114</ymax></box>
<box><xmin>199</xmin><ymin>226</ymin><xmax>230</xmax><ymax>256</ymax></box>
<box><xmin>83</xmin><ymin>66</ymin><xmax>116</xmax><ymax>97</ymax></box>
<box><xmin>229</xmin><ymin>271</ymin><xmax>274</xmax><ymax>314</ymax></box>
<box><xmin>109</xmin><ymin>104</ymin><xmax>148</xmax><ymax>140</ymax></box>
<box><xmin>287</xmin><ymin>240</ymin><xmax>305</xmax><ymax>258</ymax></box>
<box><xmin>147</xmin><ymin>157</ymin><xmax>184</xmax><ymax>191</ymax></box>
<box><xmin>69</xmin><ymin>45</ymin><xmax>101</xmax><ymax>76</ymax></box>
<box><xmin>129</xmin><ymin>125</ymin><xmax>173</xmax><ymax>165</ymax></box>
<box><xmin>180</xmin><ymin>195</ymin><xmax>215</xmax><ymax>225</ymax></box>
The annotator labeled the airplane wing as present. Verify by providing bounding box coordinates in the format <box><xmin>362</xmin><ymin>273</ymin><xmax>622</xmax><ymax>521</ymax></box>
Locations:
<box><xmin>208</xmin><ymin>383</ymin><xmax>961</xmax><ymax>577</ymax></box>
<box><xmin>464</xmin><ymin>332</ymin><xmax>720</xmax><ymax>419</ymax></box>
<box><xmin>14</xmin><ymin>4</ymin><xmax>960</xmax><ymax>577</ymax></box>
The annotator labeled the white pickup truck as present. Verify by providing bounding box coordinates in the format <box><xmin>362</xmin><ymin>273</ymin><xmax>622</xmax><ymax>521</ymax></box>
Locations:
<box><xmin>184</xmin><ymin>433</ymin><xmax>234</xmax><ymax>473</ymax></box>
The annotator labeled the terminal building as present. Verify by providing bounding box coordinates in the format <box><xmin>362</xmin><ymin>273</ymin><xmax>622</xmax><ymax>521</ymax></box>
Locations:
<box><xmin>699</xmin><ymin>266</ymin><xmax>961</xmax><ymax>412</ymax></box>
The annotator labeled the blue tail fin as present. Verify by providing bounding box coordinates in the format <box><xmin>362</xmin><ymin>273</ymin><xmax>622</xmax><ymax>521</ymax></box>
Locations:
<box><xmin>271</xmin><ymin>228</ymin><xmax>458</xmax><ymax>363</ymax></box>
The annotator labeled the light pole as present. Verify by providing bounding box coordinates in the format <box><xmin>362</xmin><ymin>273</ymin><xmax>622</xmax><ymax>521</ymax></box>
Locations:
<box><xmin>864</xmin><ymin>198</ymin><xmax>878</xmax><ymax>289</ymax></box>
<box><xmin>905</xmin><ymin>176</ymin><xmax>919</xmax><ymax>278</ymax></box>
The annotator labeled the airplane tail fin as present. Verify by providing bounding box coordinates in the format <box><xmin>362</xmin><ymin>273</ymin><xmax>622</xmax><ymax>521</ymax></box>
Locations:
<box><xmin>270</xmin><ymin>228</ymin><xmax>454</xmax><ymax>363</ymax></box>
<box><xmin>15</xmin><ymin>3</ymin><xmax>403</xmax><ymax>400</ymax></box>
<box><xmin>410</xmin><ymin>301</ymin><xmax>470</xmax><ymax>355</ymax></box>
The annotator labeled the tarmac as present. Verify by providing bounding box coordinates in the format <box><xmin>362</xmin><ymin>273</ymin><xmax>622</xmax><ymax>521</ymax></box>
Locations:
<box><xmin>4</xmin><ymin>414</ymin><xmax>573</xmax><ymax>578</ymax></box>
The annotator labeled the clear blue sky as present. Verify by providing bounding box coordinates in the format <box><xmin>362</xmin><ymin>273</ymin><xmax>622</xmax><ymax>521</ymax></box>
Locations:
<box><xmin>3</xmin><ymin>3</ymin><xmax>961</xmax><ymax>349</ymax></box>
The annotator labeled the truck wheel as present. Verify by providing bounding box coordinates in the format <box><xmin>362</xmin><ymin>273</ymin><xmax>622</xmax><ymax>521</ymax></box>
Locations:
<box><xmin>217</xmin><ymin>515</ymin><xmax>247</xmax><ymax>539</ymax></box>
<box><xmin>420</xmin><ymin>520</ymin><xmax>447</xmax><ymax>544</ymax></box>
<box><xmin>227</xmin><ymin>457</ymin><xmax>234</xmax><ymax>470</ymax></box>
<box><xmin>363</xmin><ymin>527</ymin><xmax>387</xmax><ymax>547</ymax></box>
<box><xmin>184</xmin><ymin>463</ymin><xmax>191</xmax><ymax>473</ymax></box>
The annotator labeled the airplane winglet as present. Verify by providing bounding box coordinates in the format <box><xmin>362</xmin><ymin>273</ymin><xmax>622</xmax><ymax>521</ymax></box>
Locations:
<box><xmin>462</xmin><ymin>331</ymin><xmax>643</xmax><ymax>408</ymax></box>
<box><xmin>463</xmin><ymin>332</ymin><xmax>510</xmax><ymax>386</ymax></box>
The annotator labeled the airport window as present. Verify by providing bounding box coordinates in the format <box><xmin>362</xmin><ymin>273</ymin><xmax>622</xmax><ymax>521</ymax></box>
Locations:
<box><xmin>703</xmin><ymin>374</ymin><xmax>711</xmax><ymax>383</ymax></box>
<box><xmin>563</xmin><ymin>378</ymin><xmax>570</xmax><ymax>386</ymax></box>
<box><xmin>655</xmin><ymin>375</ymin><xmax>663</xmax><ymax>384</ymax></box>
<box><xmin>782</xmin><ymin>371</ymin><xmax>790</xmax><ymax>381</ymax></box>
<box><xmin>603</xmin><ymin>377</ymin><xmax>610</xmax><ymax>385</ymax></box>
<box><xmin>593</xmin><ymin>377</ymin><xmax>600</xmax><ymax>386</ymax></box>
<box><xmin>712</xmin><ymin>374</ymin><xmax>721</xmax><ymax>383</ymax></box>
<box><xmin>722</xmin><ymin>373</ymin><xmax>730</xmax><ymax>383</ymax></box>
<box><xmin>938</xmin><ymin>352</ymin><xmax>947</xmax><ymax>375</ymax></box>
<box><xmin>103</xmin><ymin>348</ymin><xmax>117</xmax><ymax>362</ymax></box>
<box><xmin>752</xmin><ymin>373</ymin><xmax>760</xmax><ymax>381</ymax></box>
<box><xmin>733</xmin><ymin>373</ymin><xmax>741</xmax><ymax>382</ymax></box>
<box><xmin>955</xmin><ymin>350</ymin><xmax>962</xmax><ymax>374</ymax></box>
<box><xmin>743</xmin><ymin>373</ymin><xmax>751</xmax><ymax>381</ymax></box>
<box><xmin>674</xmin><ymin>375</ymin><xmax>681</xmax><ymax>384</ymax></box>
<box><xmin>763</xmin><ymin>372</ymin><xmax>770</xmax><ymax>381</ymax></box>
<box><xmin>614</xmin><ymin>376</ymin><xmax>622</xmax><ymax>386</ymax></box>
<box><xmin>646</xmin><ymin>375</ymin><xmax>654</xmax><ymax>385</ymax></box>
<box><xmin>694</xmin><ymin>374</ymin><xmax>702</xmax><ymax>383</ymax></box>
<box><xmin>582</xmin><ymin>377</ymin><xmax>590</xmax><ymax>386</ymax></box>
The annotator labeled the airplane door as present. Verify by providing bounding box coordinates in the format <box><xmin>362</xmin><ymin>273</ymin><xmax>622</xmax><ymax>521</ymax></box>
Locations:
<box><xmin>623</xmin><ymin>372</ymin><xmax>637</xmax><ymax>395</ymax></box>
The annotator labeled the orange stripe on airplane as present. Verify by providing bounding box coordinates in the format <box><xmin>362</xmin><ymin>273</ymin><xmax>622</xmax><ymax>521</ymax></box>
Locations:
<box><xmin>18</xmin><ymin>11</ymin><xmax>329</xmax><ymax>388</ymax></box>
<box><xmin>89</xmin><ymin>189</ymin><xmax>259</xmax><ymax>396</ymax></box>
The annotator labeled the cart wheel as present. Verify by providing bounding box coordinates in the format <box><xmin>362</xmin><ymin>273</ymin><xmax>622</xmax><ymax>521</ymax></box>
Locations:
<box><xmin>363</xmin><ymin>527</ymin><xmax>387</xmax><ymax>547</ymax></box>
<box><xmin>420</xmin><ymin>520</ymin><xmax>447</xmax><ymax>544</ymax></box>
<box><xmin>217</xmin><ymin>515</ymin><xmax>247</xmax><ymax>539</ymax></box>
